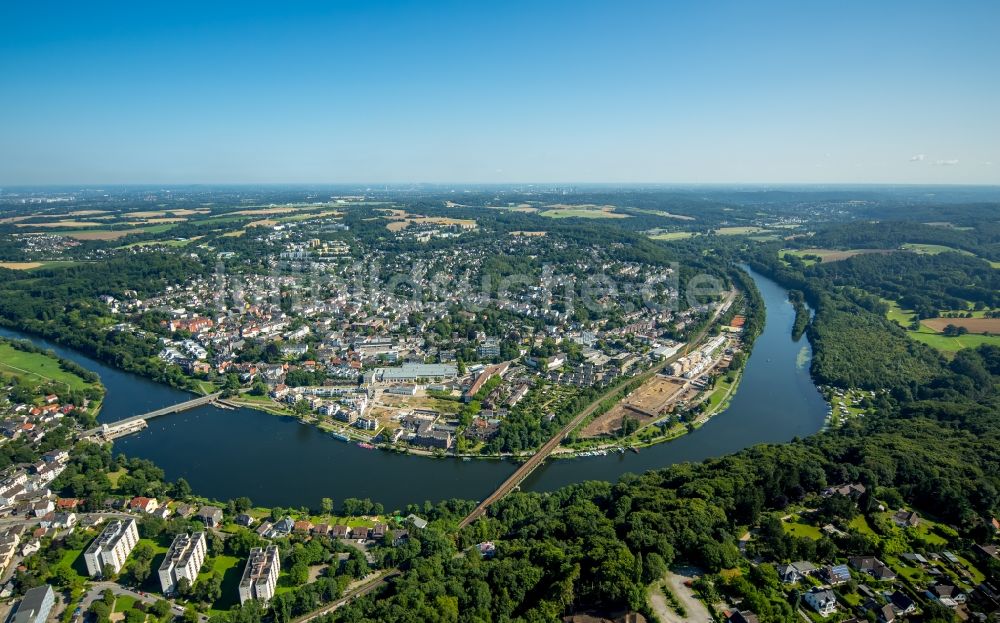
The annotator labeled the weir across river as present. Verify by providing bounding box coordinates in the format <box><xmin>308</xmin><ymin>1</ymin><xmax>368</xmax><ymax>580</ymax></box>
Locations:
<box><xmin>81</xmin><ymin>392</ymin><xmax>223</xmax><ymax>440</ymax></box>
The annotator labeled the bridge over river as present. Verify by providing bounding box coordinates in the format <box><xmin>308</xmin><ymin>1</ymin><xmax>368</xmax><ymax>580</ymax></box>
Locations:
<box><xmin>82</xmin><ymin>392</ymin><xmax>223</xmax><ymax>440</ymax></box>
<box><xmin>458</xmin><ymin>289</ymin><xmax>737</xmax><ymax>530</ymax></box>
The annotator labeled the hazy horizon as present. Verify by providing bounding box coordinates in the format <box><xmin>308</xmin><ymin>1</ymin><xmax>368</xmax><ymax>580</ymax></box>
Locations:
<box><xmin>2</xmin><ymin>1</ymin><xmax>998</xmax><ymax>185</ymax></box>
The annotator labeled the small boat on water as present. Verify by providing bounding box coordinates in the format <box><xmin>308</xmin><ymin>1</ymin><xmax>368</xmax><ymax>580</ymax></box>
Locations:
<box><xmin>631</xmin><ymin>446</ymin><xmax>640</xmax><ymax>454</ymax></box>
<box><xmin>330</xmin><ymin>432</ymin><xmax>350</xmax><ymax>442</ymax></box>
<box><xmin>357</xmin><ymin>442</ymin><xmax>375</xmax><ymax>450</ymax></box>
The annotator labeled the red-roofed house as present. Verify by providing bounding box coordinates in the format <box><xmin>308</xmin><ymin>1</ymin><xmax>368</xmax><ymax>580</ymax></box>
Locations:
<box><xmin>129</xmin><ymin>496</ymin><xmax>159</xmax><ymax>513</ymax></box>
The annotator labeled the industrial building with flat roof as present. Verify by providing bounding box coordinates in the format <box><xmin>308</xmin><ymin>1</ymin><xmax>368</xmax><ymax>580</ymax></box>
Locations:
<box><xmin>158</xmin><ymin>532</ymin><xmax>207</xmax><ymax>594</ymax></box>
<box><xmin>372</xmin><ymin>363</ymin><xmax>457</xmax><ymax>382</ymax></box>
<box><xmin>238</xmin><ymin>545</ymin><xmax>281</xmax><ymax>604</ymax></box>
<box><xmin>84</xmin><ymin>518</ymin><xmax>139</xmax><ymax>578</ymax></box>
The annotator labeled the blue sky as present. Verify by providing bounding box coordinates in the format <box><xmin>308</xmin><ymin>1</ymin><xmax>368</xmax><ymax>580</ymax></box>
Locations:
<box><xmin>1</xmin><ymin>1</ymin><xmax>998</xmax><ymax>184</ymax></box>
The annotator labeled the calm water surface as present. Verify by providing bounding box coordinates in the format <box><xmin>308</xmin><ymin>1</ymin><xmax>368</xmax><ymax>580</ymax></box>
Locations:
<box><xmin>0</xmin><ymin>268</ymin><xmax>825</xmax><ymax>510</ymax></box>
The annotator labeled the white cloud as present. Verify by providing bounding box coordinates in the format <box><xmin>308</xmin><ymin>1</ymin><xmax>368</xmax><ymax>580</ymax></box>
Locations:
<box><xmin>909</xmin><ymin>154</ymin><xmax>926</xmax><ymax>161</ymax></box>
<box><xmin>934</xmin><ymin>159</ymin><xmax>959</xmax><ymax>166</ymax></box>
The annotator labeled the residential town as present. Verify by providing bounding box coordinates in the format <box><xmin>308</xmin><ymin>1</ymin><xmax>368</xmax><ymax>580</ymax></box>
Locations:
<box><xmin>94</xmin><ymin>225</ymin><xmax>745</xmax><ymax>455</ymax></box>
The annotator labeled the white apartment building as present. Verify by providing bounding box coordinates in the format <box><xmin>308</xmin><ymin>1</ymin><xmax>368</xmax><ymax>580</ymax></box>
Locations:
<box><xmin>158</xmin><ymin>532</ymin><xmax>207</xmax><ymax>594</ymax></box>
<box><xmin>238</xmin><ymin>545</ymin><xmax>280</xmax><ymax>604</ymax></box>
<box><xmin>84</xmin><ymin>518</ymin><xmax>139</xmax><ymax>577</ymax></box>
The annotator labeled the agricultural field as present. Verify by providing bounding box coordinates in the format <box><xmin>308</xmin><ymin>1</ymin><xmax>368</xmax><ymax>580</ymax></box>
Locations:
<box><xmin>780</xmin><ymin>247</ymin><xmax>892</xmax><ymax>265</ymax></box>
<box><xmin>921</xmin><ymin>317</ymin><xmax>1000</xmax><ymax>334</ymax></box>
<box><xmin>883</xmin><ymin>300</ymin><xmax>1000</xmax><ymax>355</ymax></box>
<box><xmin>901</xmin><ymin>242</ymin><xmax>1000</xmax><ymax>268</ymax></box>
<box><xmin>538</xmin><ymin>204</ymin><xmax>630</xmax><ymax>219</ymax></box>
<box><xmin>715</xmin><ymin>226</ymin><xmax>771</xmax><ymax>236</ymax></box>
<box><xmin>901</xmin><ymin>242</ymin><xmax>975</xmax><ymax>256</ymax></box>
<box><xmin>16</xmin><ymin>220</ymin><xmax>106</xmax><ymax>228</ymax></box>
<box><xmin>649</xmin><ymin>231</ymin><xmax>695</xmax><ymax>241</ymax></box>
<box><xmin>119</xmin><ymin>237</ymin><xmax>202</xmax><ymax>249</ymax></box>
<box><xmin>377</xmin><ymin>208</ymin><xmax>476</xmax><ymax>231</ymax></box>
<box><xmin>628</xmin><ymin>208</ymin><xmax>695</xmax><ymax>220</ymax></box>
<box><xmin>0</xmin><ymin>260</ymin><xmax>78</xmax><ymax>270</ymax></box>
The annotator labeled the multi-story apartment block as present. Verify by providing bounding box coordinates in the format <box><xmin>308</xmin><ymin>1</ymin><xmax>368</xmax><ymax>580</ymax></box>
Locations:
<box><xmin>12</xmin><ymin>585</ymin><xmax>54</xmax><ymax>623</ymax></box>
<box><xmin>83</xmin><ymin>519</ymin><xmax>139</xmax><ymax>577</ymax></box>
<box><xmin>238</xmin><ymin>545</ymin><xmax>280</xmax><ymax>604</ymax></box>
<box><xmin>158</xmin><ymin>532</ymin><xmax>207</xmax><ymax>594</ymax></box>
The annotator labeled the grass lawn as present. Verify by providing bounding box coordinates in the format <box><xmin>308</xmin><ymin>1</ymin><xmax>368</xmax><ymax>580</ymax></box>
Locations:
<box><xmin>783</xmin><ymin>521</ymin><xmax>822</xmax><ymax>540</ymax></box>
<box><xmin>0</xmin><ymin>341</ymin><xmax>96</xmax><ymax>391</ymax></box>
<box><xmin>703</xmin><ymin>376</ymin><xmax>737</xmax><ymax>413</ymax></box>
<box><xmin>888</xmin><ymin>559</ymin><xmax>927</xmax><ymax>584</ymax></box>
<box><xmin>55</xmin><ymin>544</ymin><xmax>91</xmax><ymax>586</ymax></box>
<box><xmin>195</xmin><ymin>381</ymin><xmax>219</xmax><ymax>395</ymax></box>
<box><xmin>840</xmin><ymin>592</ymin><xmax>862</xmax><ymax>607</ymax></box>
<box><xmin>202</xmin><ymin>555</ymin><xmax>244</xmax><ymax>615</ymax></box>
<box><xmin>913</xmin><ymin>521</ymin><xmax>950</xmax><ymax>546</ymax></box>
<box><xmin>231</xmin><ymin>392</ymin><xmax>276</xmax><ymax>405</ymax></box>
<box><xmin>113</xmin><ymin>595</ymin><xmax>138</xmax><ymax>613</ymax></box>
<box><xmin>955</xmin><ymin>554</ymin><xmax>986</xmax><ymax>584</ymax></box>
<box><xmin>302</xmin><ymin>514</ymin><xmax>376</xmax><ymax>528</ymax></box>
<box><xmin>106</xmin><ymin>468</ymin><xmax>128</xmax><ymax>489</ymax></box>
<box><xmin>848</xmin><ymin>515</ymin><xmax>876</xmax><ymax>536</ymax></box>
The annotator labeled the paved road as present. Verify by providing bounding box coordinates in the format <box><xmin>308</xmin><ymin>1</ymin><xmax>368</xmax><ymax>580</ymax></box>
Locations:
<box><xmin>79</xmin><ymin>582</ymin><xmax>206</xmax><ymax>622</ymax></box>
<box><xmin>0</xmin><ymin>511</ymin><xmax>133</xmax><ymax>530</ymax></box>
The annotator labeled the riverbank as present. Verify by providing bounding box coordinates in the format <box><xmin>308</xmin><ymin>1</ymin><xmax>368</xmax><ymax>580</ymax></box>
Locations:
<box><xmin>212</xmin><ymin>337</ymin><xmax>750</xmax><ymax>463</ymax></box>
<box><xmin>0</xmin><ymin>335</ymin><xmax>105</xmax><ymax>422</ymax></box>
<box><xmin>0</xmin><ymin>267</ymin><xmax>827</xmax><ymax>509</ymax></box>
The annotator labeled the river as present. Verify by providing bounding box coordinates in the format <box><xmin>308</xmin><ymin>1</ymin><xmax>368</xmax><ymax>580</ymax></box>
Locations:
<box><xmin>0</xmin><ymin>267</ymin><xmax>826</xmax><ymax>511</ymax></box>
